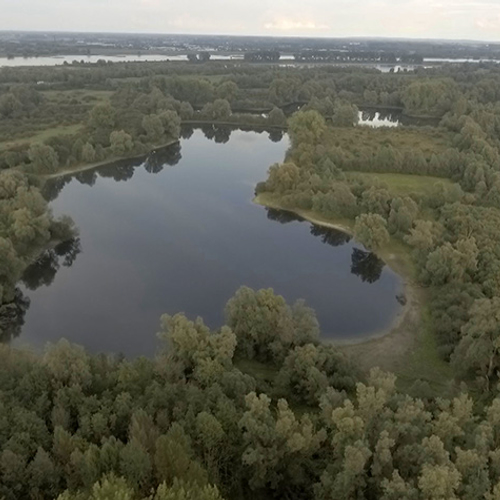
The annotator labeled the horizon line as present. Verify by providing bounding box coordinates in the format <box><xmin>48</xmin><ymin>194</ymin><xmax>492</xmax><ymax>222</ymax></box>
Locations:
<box><xmin>1</xmin><ymin>29</ymin><xmax>500</xmax><ymax>45</ymax></box>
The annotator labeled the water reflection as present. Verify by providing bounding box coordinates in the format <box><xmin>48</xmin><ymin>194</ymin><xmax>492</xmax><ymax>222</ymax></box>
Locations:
<box><xmin>42</xmin><ymin>142</ymin><xmax>183</xmax><ymax>201</ymax></box>
<box><xmin>0</xmin><ymin>238</ymin><xmax>81</xmax><ymax>344</ymax></box>
<box><xmin>182</xmin><ymin>124</ymin><xmax>284</xmax><ymax>145</ymax></box>
<box><xmin>266</xmin><ymin>207</ymin><xmax>304</xmax><ymax>224</ymax></box>
<box><xmin>351</xmin><ymin>248</ymin><xmax>384</xmax><ymax>284</ymax></box>
<box><xmin>268</xmin><ymin>129</ymin><xmax>285</xmax><ymax>143</ymax></box>
<box><xmin>310</xmin><ymin>224</ymin><xmax>352</xmax><ymax>248</ymax></box>
<box><xmin>0</xmin><ymin>290</ymin><xmax>30</xmax><ymax>343</ymax></box>
<box><xmin>145</xmin><ymin>143</ymin><xmax>182</xmax><ymax>174</ymax></box>
<box><xmin>75</xmin><ymin>168</ymin><xmax>98</xmax><ymax>187</ymax></box>
<box><xmin>22</xmin><ymin>238</ymin><xmax>82</xmax><ymax>290</ymax></box>
<box><xmin>266</xmin><ymin>208</ymin><xmax>383</xmax><ymax>283</ymax></box>
<box><xmin>359</xmin><ymin>109</ymin><xmax>400</xmax><ymax>128</ymax></box>
<box><xmin>358</xmin><ymin>107</ymin><xmax>440</xmax><ymax>128</ymax></box>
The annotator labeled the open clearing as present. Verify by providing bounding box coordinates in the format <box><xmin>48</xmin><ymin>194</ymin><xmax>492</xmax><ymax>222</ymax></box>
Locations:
<box><xmin>347</xmin><ymin>172</ymin><xmax>456</xmax><ymax>196</ymax></box>
<box><xmin>0</xmin><ymin>124</ymin><xmax>82</xmax><ymax>149</ymax></box>
<box><xmin>327</xmin><ymin>126</ymin><xmax>453</xmax><ymax>156</ymax></box>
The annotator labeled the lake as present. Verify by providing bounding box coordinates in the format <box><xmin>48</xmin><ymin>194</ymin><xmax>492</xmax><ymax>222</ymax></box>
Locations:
<box><xmin>0</xmin><ymin>54</ymin><xmax>247</xmax><ymax>67</ymax></box>
<box><xmin>12</xmin><ymin>127</ymin><xmax>403</xmax><ymax>356</ymax></box>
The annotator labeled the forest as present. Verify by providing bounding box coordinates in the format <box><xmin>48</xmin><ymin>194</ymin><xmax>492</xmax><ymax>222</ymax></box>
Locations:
<box><xmin>2</xmin><ymin>51</ymin><xmax>500</xmax><ymax>499</ymax></box>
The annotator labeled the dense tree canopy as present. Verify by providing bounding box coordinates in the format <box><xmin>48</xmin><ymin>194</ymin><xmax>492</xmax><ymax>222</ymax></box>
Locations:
<box><xmin>4</xmin><ymin>52</ymin><xmax>500</xmax><ymax>500</ymax></box>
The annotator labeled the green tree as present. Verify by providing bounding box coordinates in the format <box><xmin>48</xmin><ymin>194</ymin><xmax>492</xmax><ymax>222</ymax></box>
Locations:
<box><xmin>110</xmin><ymin>131</ymin><xmax>133</xmax><ymax>157</ymax></box>
<box><xmin>202</xmin><ymin>99</ymin><xmax>231</xmax><ymax>121</ymax></box>
<box><xmin>288</xmin><ymin>111</ymin><xmax>327</xmax><ymax>148</ymax></box>
<box><xmin>453</xmin><ymin>298</ymin><xmax>500</xmax><ymax>391</ymax></box>
<box><xmin>225</xmin><ymin>287</ymin><xmax>317</xmax><ymax>362</ymax></box>
<box><xmin>354</xmin><ymin>213</ymin><xmax>390</xmax><ymax>250</ymax></box>
<box><xmin>142</xmin><ymin>115</ymin><xmax>164</xmax><ymax>144</ymax></box>
<box><xmin>88</xmin><ymin>103</ymin><xmax>116</xmax><ymax>145</ymax></box>
<box><xmin>268</xmin><ymin>107</ymin><xmax>287</xmax><ymax>127</ymax></box>
<box><xmin>159</xmin><ymin>110</ymin><xmax>181</xmax><ymax>140</ymax></box>
<box><xmin>28</xmin><ymin>143</ymin><xmax>59</xmax><ymax>174</ymax></box>
<box><xmin>331</xmin><ymin>102</ymin><xmax>359</xmax><ymax>127</ymax></box>
<box><xmin>425</xmin><ymin>238</ymin><xmax>478</xmax><ymax>285</ymax></box>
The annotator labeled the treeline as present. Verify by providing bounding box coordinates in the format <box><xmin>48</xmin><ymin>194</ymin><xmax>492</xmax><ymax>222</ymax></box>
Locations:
<box><xmin>293</xmin><ymin>50</ymin><xmax>424</xmax><ymax>64</ymax></box>
<box><xmin>4</xmin><ymin>287</ymin><xmax>500</xmax><ymax>499</ymax></box>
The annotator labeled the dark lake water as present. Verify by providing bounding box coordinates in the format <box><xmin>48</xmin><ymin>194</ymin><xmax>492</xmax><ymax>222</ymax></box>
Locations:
<box><xmin>12</xmin><ymin>127</ymin><xmax>403</xmax><ymax>356</ymax></box>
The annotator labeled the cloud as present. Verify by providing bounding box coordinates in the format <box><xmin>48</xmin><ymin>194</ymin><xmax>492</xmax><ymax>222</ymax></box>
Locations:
<box><xmin>475</xmin><ymin>14</ymin><xmax>500</xmax><ymax>31</ymax></box>
<box><xmin>1</xmin><ymin>0</ymin><xmax>500</xmax><ymax>41</ymax></box>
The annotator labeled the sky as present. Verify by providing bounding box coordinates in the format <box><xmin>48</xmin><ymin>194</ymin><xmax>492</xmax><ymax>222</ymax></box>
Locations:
<box><xmin>2</xmin><ymin>0</ymin><xmax>500</xmax><ymax>42</ymax></box>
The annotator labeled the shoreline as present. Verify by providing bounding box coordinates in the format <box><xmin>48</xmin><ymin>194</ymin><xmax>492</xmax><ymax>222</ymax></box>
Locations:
<box><xmin>253</xmin><ymin>192</ymin><xmax>423</xmax><ymax>375</ymax></box>
<box><xmin>37</xmin><ymin>122</ymin><xmax>286</xmax><ymax>182</ymax></box>
<box><xmin>40</xmin><ymin>138</ymin><xmax>180</xmax><ymax>180</ymax></box>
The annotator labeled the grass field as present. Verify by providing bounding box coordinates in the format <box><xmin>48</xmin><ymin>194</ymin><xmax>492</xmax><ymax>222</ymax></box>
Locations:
<box><xmin>395</xmin><ymin>304</ymin><xmax>455</xmax><ymax>396</ymax></box>
<box><xmin>347</xmin><ymin>172</ymin><xmax>456</xmax><ymax>196</ymax></box>
<box><xmin>0</xmin><ymin>124</ymin><xmax>82</xmax><ymax>149</ymax></box>
<box><xmin>327</xmin><ymin>126</ymin><xmax>453</xmax><ymax>156</ymax></box>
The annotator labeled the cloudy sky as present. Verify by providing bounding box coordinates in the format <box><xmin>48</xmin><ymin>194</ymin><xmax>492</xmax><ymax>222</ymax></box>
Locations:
<box><xmin>2</xmin><ymin>0</ymin><xmax>500</xmax><ymax>41</ymax></box>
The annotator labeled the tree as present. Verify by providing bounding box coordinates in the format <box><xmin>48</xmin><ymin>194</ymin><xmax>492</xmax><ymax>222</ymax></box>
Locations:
<box><xmin>453</xmin><ymin>297</ymin><xmax>500</xmax><ymax>391</ymax></box>
<box><xmin>405</xmin><ymin>220</ymin><xmax>437</xmax><ymax>253</ymax></box>
<box><xmin>157</xmin><ymin>313</ymin><xmax>236</xmax><ymax>385</ymax></box>
<box><xmin>331</xmin><ymin>102</ymin><xmax>359</xmax><ymax>127</ymax></box>
<box><xmin>0</xmin><ymin>93</ymin><xmax>23</xmax><ymax>118</ymax></box>
<box><xmin>42</xmin><ymin>339</ymin><xmax>92</xmax><ymax>389</ymax></box>
<box><xmin>276</xmin><ymin>343</ymin><xmax>355</xmax><ymax>404</ymax></box>
<box><xmin>264</xmin><ymin>162</ymin><xmax>302</xmax><ymax>194</ymax></box>
<box><xmin>425</xmin><ymin>238</ymin><xmax>478</xmax><ymax>285</ymax></box>
<box><xmin>268</xmin><ymin>107</ymin><xmax>287</xmax><ymax>127</ymax></box>
<box><xmin>81</xmin><ymin>143</ymin><xmax>96</xmax><ymax>163</ymax></box>
<box><xmin>154</xmin><ymin>479</ymin><xmax>224</xmax><ymax>500</ymax></box>
<box><xmin>239</xmin><ymin>393</ymin><xmax>326</xmax><ymax>493</ymax></box>
<box><xmin>159</xmin><ymin>110</ymin><xmax>181</xmax><ymax>140</ymax></box>
<box><xmin>288</xmin><ymin>110</ymin><xmax>327</xmax><ymax>148</ymax></box>
<box><xmin>88</xmin><ymin>103</ymin><xmax>116</xmax><ymax>145</ymax></box>
<box><xmin>154</xmin><ymin>424</ymin><xmax>208</xmax><ymax>486</ymax></box>
<box><xmin>224</xmin><ymin>287</ymin><xmax>317</xmax><ymax>362</ymax></box>
<box><xmin>28</xmin><ymin>143</ymin><xmax>59</xmax><ymax>174</ymax></box>
<box><xmin>201</xmin><ymin>99</ymin><xmax>231</xmax><ymax>121</ymax></box>
<box><xmin>401</xmin><ymin>78</ymin><xmax>460</xmax><ymax>116</ymax></box>
<box><xmin>216</xmin><ymin>81</ymin><xmax>238</xmax><ymax>102</ymax></box>
<box><xmin>142</xmin><ymin>115</ymin><xmax>164</xmax><ymax>144</ymax></box>
<box><xmin>88</xmin><ymin>103</ymin><xmax>116</xmax><ymax>132</ymax></box>
<box><xmin>354</xmin><ymin>214</ymin><xmax>390</xmax><ymax>250</ymax></box>
<box><xmin>388</xmin><ymin>197</ymin><xmax>419</xmax><ymax>235</ymax></box>
<box><xmin>110</xmin><ymin>131</ymin><xmax>133</xmax><ymax>157</ymax></box>
<box><xmin>0</xmin><ymin>237</ymin><xmax>24</xmax><ymax>302</ymax></box>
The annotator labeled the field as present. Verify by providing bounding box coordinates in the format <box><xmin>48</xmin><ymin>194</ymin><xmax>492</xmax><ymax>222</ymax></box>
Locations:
<box><xmin>347</xmin><ymin>172</ymin><xmax>456</xmax><ymax>196</ymax></box>
<box><xmin>0</xmin><ymin>123</ymin><xmax>82</xmax><ymax>148</ymax></box>
<box><xmin>327</xmin><ymin>125</ymin><xmax>453</xmax><ymax>156</ymax></box>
